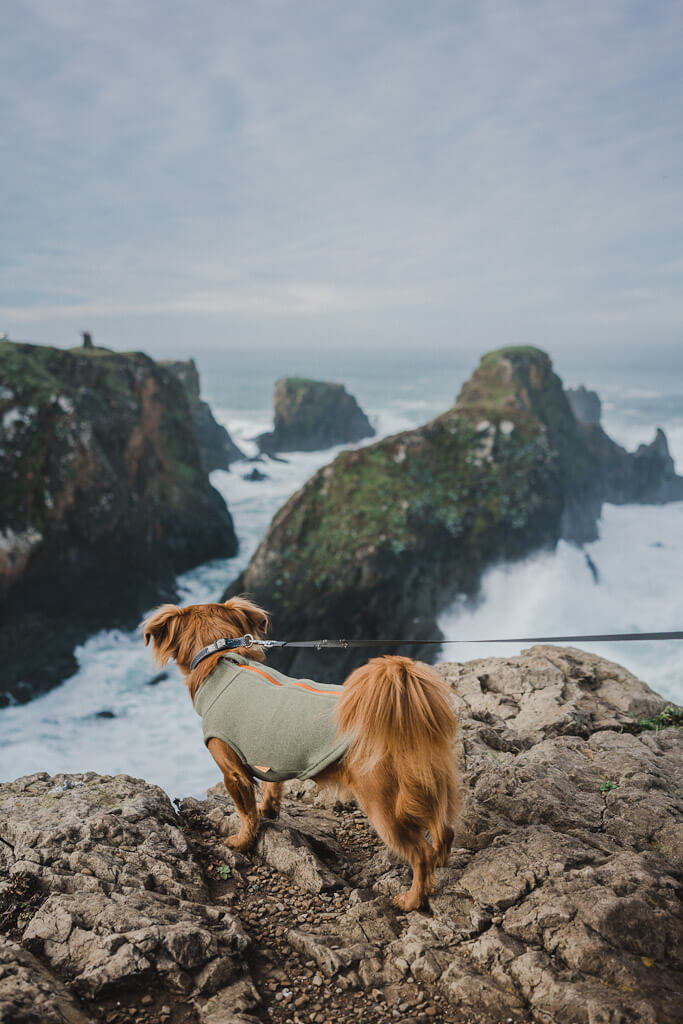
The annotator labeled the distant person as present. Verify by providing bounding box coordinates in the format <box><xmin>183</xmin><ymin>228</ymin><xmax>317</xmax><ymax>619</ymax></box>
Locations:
<box><xmin>82</xmin><ymin>331</ymin><xmax>93</xmax><ymax>349</ymax></box>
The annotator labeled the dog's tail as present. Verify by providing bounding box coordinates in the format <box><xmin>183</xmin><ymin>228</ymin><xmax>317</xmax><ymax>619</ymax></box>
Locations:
<box><xmin>335</xmin><ymin>655</ymin><xmax>460</xmax><ymax>827</ymax></box>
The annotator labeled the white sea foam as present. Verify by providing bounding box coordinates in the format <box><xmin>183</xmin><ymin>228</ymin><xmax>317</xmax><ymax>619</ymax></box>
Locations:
<box><xmin>438</xmin><ymin>502</ymin><xmax>683</xmax><ymax>706</ymax></box>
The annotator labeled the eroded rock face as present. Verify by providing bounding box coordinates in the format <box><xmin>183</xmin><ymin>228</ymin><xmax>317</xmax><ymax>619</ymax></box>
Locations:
<box><xmin>0</xmin><ymin>773</ymin><xmax>249</xmax><ymax>1011</ymax></box>
<box><xmin>0</xmin><ymin>772</ymin><xmax>206</xmax><ymax>900</ymax></box>
<box><xmin>565</xmin><ymin>385</ymin><xmax>602</xmax><ymax>426</ymax></box>
<box><xmin>227</xmin><ymin>346</ymin><xmax>683</xmax><ymax>683</ymax></box>
<box><xmin>160</xmin><ymin>359</ymin><xmax>244</xmax><ymax>471</ymax></box>
<box><xmin>256</xmin><ymin>377</ymin><xmax>375</xmax><ymax>454</ymax></box>
<box><xmin>0</xmin><ymin>648</ymin><xmax>681</xmax><ymax>1023</ymax></box>
<box><xmin>0</xmin><ymin>934</ymin><xmax>92</xmax><ymax>1024</ymax></box>
<box><xmin>0</xmin><ymin>340</ymin><xmax>237</xmax><ymax>704</ymax></box>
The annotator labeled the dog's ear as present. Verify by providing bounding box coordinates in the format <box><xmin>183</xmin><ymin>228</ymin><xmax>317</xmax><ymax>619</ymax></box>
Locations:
<box><xmin>141</xmin><ymin>604</ymin><xmax>185</xmax><ymax>664</ymax></box>
<box><xmin>222</xmin><ymin>596</ymin><xmax>270</xmax><ymax>639</ymax></box>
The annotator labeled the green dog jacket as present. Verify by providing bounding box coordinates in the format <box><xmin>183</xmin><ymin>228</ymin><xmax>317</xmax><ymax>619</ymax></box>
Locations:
<box><xmin>193</xmin><ymin>653</ymin><xmax>351</xmax><ymax>782</ymax></box>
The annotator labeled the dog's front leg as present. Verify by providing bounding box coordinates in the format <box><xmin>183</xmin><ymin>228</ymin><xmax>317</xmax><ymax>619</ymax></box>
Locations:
<box><xmin>207</xmin><ymin>739</ymin><xmax>259</xmax><ymax>852</ymax></box>
<box><xmin>258</xmin><ymin>781</ymin><xmax>284</xmax><ymax>820</ymax></box>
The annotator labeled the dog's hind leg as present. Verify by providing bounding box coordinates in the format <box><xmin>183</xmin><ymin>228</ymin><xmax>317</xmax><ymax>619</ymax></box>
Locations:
<box><xmin>353</xmin><ymin>770</ymin><xmax>435</xmax><ymax>912</ymax></box>
<box><xmin>377</xmin><ymin>809</ymin><xmax>435</xmax><ymax>912</ymax></box>
<box><xmin>431</xmin><ymin>768</ymin><xmax>461</xmax><ymax>868</ymax></box>
<box><xmin>258</xmin><ymin>781</ymin><xmax>284</xmax><ymax>820</ymax></box>
<box><xmin>431</xmin><ymin>822</ymin><xmax>454</xmax><ymax>868</ymax></box>
<box><xmin>207</xmin><ymin>739</ymin><xmax>259</xmax><ymax>852</ymax></box>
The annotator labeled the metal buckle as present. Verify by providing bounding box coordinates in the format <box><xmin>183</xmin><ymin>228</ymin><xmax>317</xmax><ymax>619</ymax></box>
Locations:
<box><xmin>243</xmin><ymin>634</ymin><xmax>254</xmax><ymax>648</ymax></box>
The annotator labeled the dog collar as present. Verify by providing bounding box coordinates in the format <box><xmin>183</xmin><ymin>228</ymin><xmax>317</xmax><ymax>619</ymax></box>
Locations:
<box><xmin>190</xmin><ymin>634</ymin><xmax>255</xmax><ymax>671</ymax></box>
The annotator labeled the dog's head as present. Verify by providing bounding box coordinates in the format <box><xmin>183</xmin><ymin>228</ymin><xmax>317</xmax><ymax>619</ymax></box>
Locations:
<box><xmin>142</xmin><ymin>596</ymin><xmax>270</xmax><ymax>673</ymax></box>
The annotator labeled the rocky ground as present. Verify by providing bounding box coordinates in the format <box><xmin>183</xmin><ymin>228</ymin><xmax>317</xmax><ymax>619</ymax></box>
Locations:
<box><xmin>1</xmin><ymin>646</ymin><xmax>681</xmax><ymax>1024</ymax></box>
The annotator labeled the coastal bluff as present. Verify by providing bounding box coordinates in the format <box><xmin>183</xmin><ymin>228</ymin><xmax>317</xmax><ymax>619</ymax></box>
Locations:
<box><xmin>227</xmin><ymin>346</ymin><xmax>683</xmax><ymax>683</ymax></box>
<box><xmin>1</xmin><ymin>647</ymin><xmax>681</xmax><ymax>1023</ymax></box>
<box><xmin>160</xmin><ymin>358</ymin><xmax>244</xmax><ymax>471</ymax></box>
<box><xmin>0</xmin><ymin>340</ymin><xmax>237</xmax><ymax>704</ymax></box>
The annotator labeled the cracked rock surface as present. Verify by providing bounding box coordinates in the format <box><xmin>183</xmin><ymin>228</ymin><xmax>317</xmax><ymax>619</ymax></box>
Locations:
<box><xmin>1</xmin><ymin>646</ymin><xmax>681</xmax><ymax>1024</ymax></box>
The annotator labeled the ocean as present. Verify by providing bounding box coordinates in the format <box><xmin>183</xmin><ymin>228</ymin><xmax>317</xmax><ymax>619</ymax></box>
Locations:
<box><xmin>0</xmin><ymin>348</ymin><xmax>681</xmax><ymax>796</ymax></box>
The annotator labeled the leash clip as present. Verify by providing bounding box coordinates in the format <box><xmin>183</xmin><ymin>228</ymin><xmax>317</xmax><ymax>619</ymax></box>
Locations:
<box><xmin>315</xmin><ymin>639</ymin><xmax>329</xmax><ymax>651</ymax></box>
<box><xmin>242</xmin><ymin>633</ymin><xmax>254</xmax><ymax>648</ymax></box>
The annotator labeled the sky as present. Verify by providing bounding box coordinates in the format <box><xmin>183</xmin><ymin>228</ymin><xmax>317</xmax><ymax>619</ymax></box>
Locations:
<box><xmin>1</xmin><ymin>0</ymin><xmax>683</xmax><ymax>366</ymax></box>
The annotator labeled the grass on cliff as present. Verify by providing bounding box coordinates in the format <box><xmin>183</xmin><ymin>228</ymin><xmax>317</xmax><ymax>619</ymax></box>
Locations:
<box><xmin>0</xmin><ymin>339</ymin><xmax>207</xmax><ymax>526</ymax></box>
<box><xmin>275</xmin><ymin>409</ymin><xmax>559</xmax><ymax>588</ymax></box>
<box><xmin>631</xmin><ymin>705</ymin><xmax>683</xmax><ymax>733</ymax></box>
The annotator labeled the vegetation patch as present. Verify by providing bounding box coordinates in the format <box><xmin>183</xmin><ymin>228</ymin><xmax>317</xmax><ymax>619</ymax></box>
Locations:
<box><xmin>631</xmin><ymin>705</ymin><xmax>683</xmax><ymax>733</ymax></box>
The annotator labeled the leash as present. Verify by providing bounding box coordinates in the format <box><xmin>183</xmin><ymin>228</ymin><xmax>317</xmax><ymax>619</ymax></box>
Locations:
<box><xmin>190</xmin><ymin>630</ymin><xmax>683</xmax><ymax>670</ymax></box>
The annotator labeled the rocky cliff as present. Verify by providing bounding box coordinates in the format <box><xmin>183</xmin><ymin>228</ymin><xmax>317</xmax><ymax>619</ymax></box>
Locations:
<box><xmin>160</xmin><ymin>359</ymin><xmax>244</xmax><ymax>471</ymax></box>
<box><xmin>0</xmin><ymin>341</ymin><xmax>237</xmax><ymax>704</ymax></box>
<box><xmin>565</xmin><ymin>383</ymin><xmax>683</xmax><ymax>510</ymax></box>
<box><xmin>565</xmin><ymin>385</ymin><xmax>602</xmax><ymax>426</ymax></box>
<box><xmin>1</xmin><ymin>648</ymin><xmax>681</xmax><ymax>1024</ymax></box>
<box><xmin>227</xmin><ymin>347</ymin><xmax>683</xmax><ymax>682</ymax></box>
<box><xmin>257</xmin><ymin>378</ymin><xmax>375</xmax><ymax>453</ymax></box>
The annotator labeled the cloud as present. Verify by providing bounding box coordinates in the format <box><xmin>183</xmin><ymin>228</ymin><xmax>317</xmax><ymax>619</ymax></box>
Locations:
<box><xmin>1</xmin><ymin>0</ymin><xmax>683</xmax><ymax>354</ymax></box>
<box><xmin>0</xmin><ymin>283</ymin><xmax>428</xmax><ymax>323</ymax></box>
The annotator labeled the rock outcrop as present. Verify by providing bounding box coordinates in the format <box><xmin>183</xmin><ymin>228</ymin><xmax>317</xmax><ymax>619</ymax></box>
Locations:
<box><xmin>565</xmin><ymin>385</ymin><xmax>601</xmax><ymax>426</ymax></box>
<box><xmin>227</xmin><ymin>347</ymin><xmax>683</xmax><ymax>682</ymax></box>
<box><xmin>257</xmin><ymin>377</ymin><xmax>375</xmax><ymax>454</ymax></box>
<box><xmin>1</xmin><ymin>648</ymin><xmax>681</xmax><ymax>1023</ymax></box>
<box><xmin>566</xmin><ymin>382</ymin><xmax>683</xmax><ymax>509</ymax></box>
<box><xmin>160</xmin><ymin>359</ymin><xmax>244</xmax><ymax>471</ymax></box>
<box><xmin>0</xmin><ymin>341</ymin><xmax>237</xmax><ymax>705</ymax></box>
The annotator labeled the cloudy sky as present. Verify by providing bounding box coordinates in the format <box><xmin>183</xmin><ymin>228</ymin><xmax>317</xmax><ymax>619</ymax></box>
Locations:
<box><xmin>1</xmin><ymin>0</ymin><xmax>682</xmax><ymax>363</ymax></box>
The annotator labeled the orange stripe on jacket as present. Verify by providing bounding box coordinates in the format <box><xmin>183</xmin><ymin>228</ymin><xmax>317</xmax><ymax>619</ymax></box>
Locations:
<box><xmin>241</xmin><ymin>663</ymin><xmax>338</xmax><ymax>696</ymax></box>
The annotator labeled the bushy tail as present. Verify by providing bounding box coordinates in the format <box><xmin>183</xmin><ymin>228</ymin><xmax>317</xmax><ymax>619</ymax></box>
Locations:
<box><xmin>336</xmin><ymin>655</ymin><xmax>460</xmax><ymax>825</ymax></box>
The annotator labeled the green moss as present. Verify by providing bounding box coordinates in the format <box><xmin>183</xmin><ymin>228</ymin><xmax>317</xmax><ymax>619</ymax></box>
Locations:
<box><xmin>275</xmin><ymin>408</ymin><xmax>559</xmax><ymax>588</ymax></box>
<box><xmin>631</xmin><ymin>705</ymin><xmax>683</xmax><ymax>733</ymax></box>
<box><xmin>479</xmin><ymin>345</ymin><xmax>550</xmax><ymax>362</ymax></box>
<box><xmin>0</xmin><ymin>338</ymin><xmax>212</xmax><ymax>536</ymax></box>
<box><xmin>0</xmin><ymin>340</ymin><xmax>69</xmax><ymax>403</ymax></box>
<box><xmin>279</xmin><ymin>376</ymin><xmax>326</xmax><ymax>389</ymax></box>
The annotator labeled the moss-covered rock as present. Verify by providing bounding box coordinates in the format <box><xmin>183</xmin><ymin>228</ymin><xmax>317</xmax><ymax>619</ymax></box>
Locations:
<box><xmin>0</xmin><ymin>341</ymin><xmax>237</xmax><ymax>703</ymax></box>
<box><xmin>225</xmin><ymin>346</ymin><xmax>683</xmax><ymax>682</ymax></box>
<box><xmin>160</xmin><ymin>358</ymin><xmax>244</xmax><ymax>471</ymax></box>
<box><xmin>257</xmin><ymin>377</ymin><xmax>374</xmax><ymax>453</ymax></box>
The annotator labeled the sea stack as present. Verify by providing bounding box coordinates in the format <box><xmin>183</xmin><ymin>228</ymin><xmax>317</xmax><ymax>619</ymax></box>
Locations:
<box><xmin>257</xmin><ymin>377</ymin><xmax>375</xmax><ymax>453</ymax></box>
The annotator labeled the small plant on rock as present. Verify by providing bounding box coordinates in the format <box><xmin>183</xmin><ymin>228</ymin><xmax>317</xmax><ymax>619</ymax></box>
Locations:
<box><xmin>634</xmin><ymin>705</ymin><xmax>683</xmax><ymax>733</ymax></box>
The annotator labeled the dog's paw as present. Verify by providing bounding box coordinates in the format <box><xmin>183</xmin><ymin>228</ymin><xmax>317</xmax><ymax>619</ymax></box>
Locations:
<box><xmin>223</xmin><ymin>834</ymin><xmax>256</xmax><ymax>853</ymax></box>
<box><xmin>258</xmin><ymin>802</ymin><xmax>280</xmax><ymax>820</ymax></box>
<box><xmin>393</xmin><ymin>891</ymin><xmax>429</xmax><ymax>913</ymax></box>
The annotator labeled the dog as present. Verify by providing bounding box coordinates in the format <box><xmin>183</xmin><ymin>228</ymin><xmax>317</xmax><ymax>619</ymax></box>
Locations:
<box><xmin>142</xmin><ymin>596</ymin><xmax>461</xmax><ymax>910</ymax></box>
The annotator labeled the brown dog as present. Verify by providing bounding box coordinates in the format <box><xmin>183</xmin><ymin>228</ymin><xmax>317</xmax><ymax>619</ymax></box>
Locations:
<box><xmin>143</xmin><ymin>596</ymin><xmax>460</xmax><ymax>910</ymax></box>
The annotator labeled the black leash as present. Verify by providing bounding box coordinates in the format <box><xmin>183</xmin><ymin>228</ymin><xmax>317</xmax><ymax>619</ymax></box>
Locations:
<box><xmin>190</xmin><ymin>630</ymin><xmax>683</xmax><ymax>670</ymax></box>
